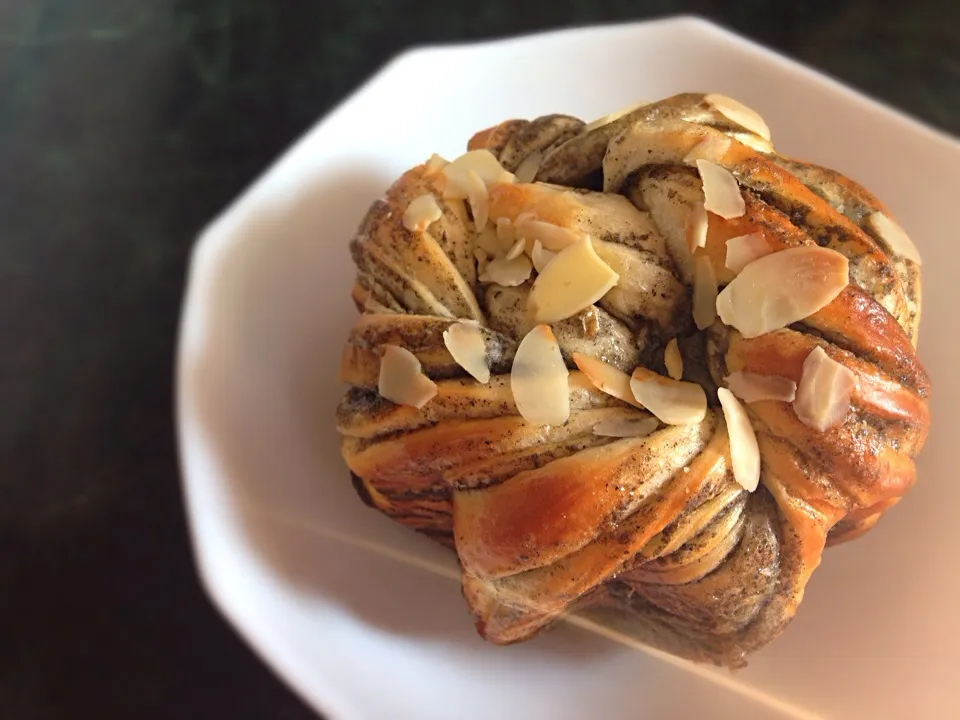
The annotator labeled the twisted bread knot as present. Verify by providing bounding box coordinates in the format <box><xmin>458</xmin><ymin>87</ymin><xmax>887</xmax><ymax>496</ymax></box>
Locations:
<box><xmin>336</xmin><ymin>93</ymin><xmax>929</xmax><ymax>666</ymax></box>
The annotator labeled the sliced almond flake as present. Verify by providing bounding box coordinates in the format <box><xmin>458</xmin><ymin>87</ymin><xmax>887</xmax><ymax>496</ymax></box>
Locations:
<box><xmin>793</xmin><ymin>346</ymin><xmax>857</xmax><ymax>432</ymax></box>
<box><xmin>424</xmin><ymin>153</ymin><xmax>448</xmax><ymax>174</ymax></box>
<box><xmin>454</xmin><ymin>149</ymin><xmax>515</xmax><ymax>185</ymax></box>
<box><xmin>705</xmin><ymin>94</ymin><xmax>771</xmax><ymax>141</ymax></box>
<box><xmin>580</xmin><ymin>306</ymin><xmax>600</xmax><ymax>339</ymax></box>
<box><xmin>505</xmin><ymin>236</ymin><xmax>526</xmax><ymax>260</ymax></box>
<box><xmin>686</xmin><ymin>202</ymin><xmax>709</xmax><ymax>252</ymax></box>
<box><xmin>514</xmin><ymin>214</ymin><xmax>582</xmax><ymax>252</ymax></box>
<box><xmin>693</xmin><ymin>256</ymin><xmax>718</xmax><ymax>330</ymax></box>
<box><xmin>511</xmin><ymin>325</ymin><xmax>570</xmax><ymax>426</ymax></box>
<box><xmin>442</xmin><ymin>150</ymin><xmax>515</xmax><ymax>200</ymax></box>
<box><xmin>496</xmin><ymin>217</ymin><xmax>516</xmax><ymax>247</ymax></box>
<box><xmin>378</xmin><ymin>344</ymin><xmax>438</xmax><ymax>409</ymax></box>
<box><xmin>443</xmin><ymin>321</ymin><xmax>490</xmax><ymax>384</ymax></box>
<box><xmin>528</xmin><ymin>235</ymin><xmax>619</xmax><ymax>323</ymax></box>
<box><xmin>475</xmin><ymin>224</ymin><xmax>502</xmax><ymax>255</ymax></box>
<box><xmin>629</xmin><ymin>368</ymin><xmax>707</xmax><ymax>425</ymax></box>
<box><xmin>572</xmin><ymin>352</ymin><xmax>644</xmax><ymax>409</ymax></box>
<box><xmin>866</xmin><ymin>211</ymin><xmax>922</xmax><ymax>265</ymax></box>
<box><xmin>726</xmin><ymin>371</ymin><xmax>797</xmax><ymax>403</ymax></box>
<box><xmin>402</xmin><ymin>193</ymin><xmax>443</xmax><ymax>233</ymax></box>
<box><xmin>530</xmin><ymin>239</ymin><xmax>557</xmax><ymax>273</ymax></box>
<box><xmin>478</xmin><ymin>253</ymin><xmax>533</xmax><ymax>287</ymax></box>
<box><xmin>696</xmin><ymin>159</ymin><xmax>745</xmax><ymax>219</ymax></box>
<box><xmin>725</xmin><ymin>233</ymin><xmax>771</xmax><ymax>273</ymax></box>
<box><xmin>716</xmin><ymin>246</ymin><xmax>849</xmax><ymax>338</ymax></box>
<box><xmin>442</xmin><ymin>165</ymin><xmax>471</xmax><ymax>200</ymax></box>
<box><xmin>664</xmin><ymin>338</ymin><xmax>683</xmax><ymax>380</ymax></box>
<box><xmin>683</xmin><ymin>134</ymin><xmax>732</xmax><ymax>165</ymax></box>
<box><xmin>465</xmin><ymin>169</ymin><xmax>489</xmax><ymax>230</ymax></box>
<box><xmin>717</xmin><ymin>388</ymin><xmax>761</xmax><ymax>492</ymax></box>
<box><xmin>593</xmin><ymin>416</ymin><xmax>659</xmax><ymax>438</ymax></box>
<box><xmin>514</xmin><ymin>150</ymin><xmax>543</xmax><ymax>183</ymax></box>
<box><xmin>583</xmin><ymin>100</ymin><xmax>649</xmax><ymax>132</ymax></box>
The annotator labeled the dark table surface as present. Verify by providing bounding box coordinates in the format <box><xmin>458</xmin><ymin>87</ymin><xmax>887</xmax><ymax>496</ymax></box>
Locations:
<box><xmin>2</xmin><ymin>1</ymin><xmax>957</xmax><ymax>718</ymax></box>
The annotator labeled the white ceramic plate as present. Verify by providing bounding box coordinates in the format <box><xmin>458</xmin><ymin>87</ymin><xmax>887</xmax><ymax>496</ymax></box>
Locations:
<box><xmin>176</xmin><ymin>17</ymin><xmax>960</xmax><ymax>720</ymax></box>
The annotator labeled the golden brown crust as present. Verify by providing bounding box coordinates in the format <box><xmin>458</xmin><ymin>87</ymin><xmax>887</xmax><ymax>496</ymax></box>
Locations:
<box><xmin>453</xmin><ymin>419</ymin><xmax>713</xmax><ymax>579</ymax></box>
<box><xmin>335</xmin><ymin>93</ymin><xmax>930</xmax><ymax>666</ymax></box>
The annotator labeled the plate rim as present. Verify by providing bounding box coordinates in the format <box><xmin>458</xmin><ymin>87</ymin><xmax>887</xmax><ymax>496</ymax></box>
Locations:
<box><xmin>175</xmin><ymin>15</ymin><xmax>954</xmax><ymax>719</ymax></box>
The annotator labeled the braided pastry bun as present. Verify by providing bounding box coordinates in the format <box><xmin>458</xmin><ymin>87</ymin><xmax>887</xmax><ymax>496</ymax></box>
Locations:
<box><xmin>336</xmin><ymin>93</ymin><xmax>929</xmax><ymax>667</ymax></box>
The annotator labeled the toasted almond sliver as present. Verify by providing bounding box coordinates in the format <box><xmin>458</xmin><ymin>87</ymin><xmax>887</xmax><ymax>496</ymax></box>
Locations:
<box><xmin>683</xmin><ymin>134</ymin><xmax>732</xmax><ymax>165</ymax></box>
<box><xmin>402</xmin><ymin>193</ymin><xmax>443</xmax><ymax>233</ymax></box>
<box><xmin>717</xmin><ymin>388</ymin><xmax>761</xmax><ymax>492</ymax></box>
<box><xmin>441</xmin><ymin>165</ymin><xmax>471</xmax><ymax>200</ymax></box>
<box><xmin>474</xmin><ymin>248</ymin><xmax>489</xmax><ymax>275</ymax></box>
<box><xmin>528</xmin><ymin>235</ymin><xmax>619</xmax><ymax>323</ymax></box>
<box><xmin>496</xmin><ymin>217</ymin><xmax>516</xmax><ymax>247</ymax></box>
<box><xmin>479</xmin><ymin>253</ymin><xmax>533</xmax><ymax>287</ymax></box>
<box><xmin>514</xmin><ymin>150</ymin><xmax>543</xmax><ymax>183</ymax></box>
<box><xmin>693</xmin><ymin>256</ymin><xmax>718</xmax><ymax>330</ymax></box>
<box><xmin>424</xmin><ymin>153</ymin><xmax>448</xmax><ymax>174</ymax></box>
<box><xmin>511</xmin><ymin>325</ymin><xmax>570</xmax><ymax>426</ymax></box>
<box><xmin>593</xmin><ymin>416</ymin><xmax>659</xmax><ymax>438</ymax></box>
<box><xmin>442</xmin><ymin>151</ymin><xmax>515</xmax><ymax>203</ymax></box>
<box><xmin>442</xmin><ymin>320</ymin><xmax>490</xmax><ymax>384</ymax></box>
<box><xmin>572</xmin><ymin>352</ymin><xmax>644</xmax><ymax>408</ymax></box>
<box><xmin>726</xmin><ymin>371</ymin><xmax>797</xmax><ymax>403</ymax></box>
<box><xmin>716</xmin><ymin>246</ymin><xmax>849</xmax><ymax>338</ymax></box>
<box><xmin>505</xmin><ymin>236</ymin><xmax>526</xmax><ymax>261</ymax></box>
<box><xmin>444</xmin><ymin>149</ymin><xmax>515</xmax><ymax>189</ymax></box>
<box><xmin>530</xmin><ymin>239</ymin><xmax>557</xmax><ymax>273</ymax></box>
<box><xmin>725</xmin><ymin>233</ymin><xmax>772</xmax><ymax>274</ymax></box>
<box><xmin>580</xmin><ymin>306</ymin><xmax>600</xmax><ymax>340</ymax></box>
<box><xmin>514</xmin><ymin>215</ymin><xmax>582</xmax><ymax>252</ymax></box>
<box><xmin>866</xmin><ymin>211</ymin><xmax>922</xmax><ymax>265</ymax></box>
<box><xmin>793</xmin><ymin>346</ymin><xmax>857</xmax><ymax>431</ymax></box>
<box><xmin>705</xmin><ymin>94</ymin><xmax>771</xmax><ymax>141</ymax></box>
<box><xmin>696</xmin><ymin>159</ymin><xmax>745</xmax><ymax>220</ymax></box>
<box><xmin>465</xmin><ymin>169</ymin><xmax>489</xmax><ymax>230</ymax></box>
<box><xmin>378</xmin><ymin>345</ymin><xmax>438</xmax><ymax>409</ymax></box>
<box><xmin>475</xmin><ymin>224</ymin><xmax>501</xmax><ymax>255</ymax></box>
<box><xmin>630</xmin><ymin>368</ymin><xmax>707</xmax><ymax>425</ymax></box>
<box><xmin>686</xmin><ymin>202</ymin><xmax>709</xmax><ymax>252</ymax></box>
<box><xmin>664</xmin><ymin>338</ymin><xmax>683</xmax><ymax>380</ymax></box>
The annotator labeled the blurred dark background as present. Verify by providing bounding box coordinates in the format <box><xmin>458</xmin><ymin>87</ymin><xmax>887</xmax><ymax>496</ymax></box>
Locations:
<box><xmin>1</xmin><ymin>1</ymin><xmax>957</xmax><ymax>718</ymax></box>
